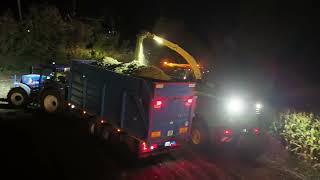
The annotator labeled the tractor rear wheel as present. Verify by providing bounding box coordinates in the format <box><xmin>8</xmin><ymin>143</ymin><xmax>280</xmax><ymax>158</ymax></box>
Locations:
<box><xmin>191</xmin><ymin>118</ymin><xmax>209</xmax><ymax>146</ymax></box>
<box><xmin>7</xmin><ymin>87</ymin><xmax>28</xmax><ymax>107</ymax></box>
<box><xmin>41</xmin><ymin>89</ymin><xmax>64</xmax><ymax>114</ymax></box>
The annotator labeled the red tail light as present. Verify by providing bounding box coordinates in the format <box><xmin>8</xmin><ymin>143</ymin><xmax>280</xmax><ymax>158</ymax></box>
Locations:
<box><xmin>141</xmin><ymin>142</ymin><xmax>149</xmax><ymax>153</ymax></box>
<box><xmin>153</xmin><ymin>100</ymin><xmax>163</xmax><ymax>109</ymax></box>
<box><xmin>150</xmin><ymin>144</ymin><xmax>158</xmax><ymax>150</ymax></box>
<box><xmin>253</xmin><ymin>128</ymin><xmax>260</xmax><ymax>135</ymax></box>
<box><xmin>185</xmin><ymin>98</ymin><xmax>193</xmax><ymax>106</ymax></box>
<box><xmin>140</xmin><ymin>142</ymin><xmax>158</xmax><ymax>153</ymax></box>
<box><xmin>223</xmin><ymin>129</ymin><xmax>233</xmax><ymax>136</ymax></box>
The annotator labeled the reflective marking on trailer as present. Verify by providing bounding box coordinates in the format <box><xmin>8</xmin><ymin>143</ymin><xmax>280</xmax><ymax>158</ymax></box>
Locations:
<box><xmin>151</xmin><ymin>131</ymin><xmax>161</xmax><ymax>138</ymax></box>
<box><xmin>188</xmin><ymin>83</ymin><xmax>196</xmax><ymax>87</ymax></box>
<box><xmin>155</xmin><ymin>84</ymin><xmax>164</xmax><ymax>88</ymax></box>
<box><xmin>179</xmin><ymin>127</ymin><xmax>188</xmax><ymax>134</ymax></box>
<box><xmin>167</xmin><ymin>130</ymin><xmax>174</xmax><ymax>136</ymax></box>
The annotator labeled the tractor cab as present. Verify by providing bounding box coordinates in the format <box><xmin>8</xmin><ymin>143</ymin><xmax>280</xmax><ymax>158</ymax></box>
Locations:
<box><xmin>20</xmin><ymin>74</ymin><xmax>47</xmax><ymax>89</ymax></box>
<box><xmin>191</xmin><ymin>81</ymin><xmax>267</xmax><ymax>157</ymax></box>
<box><xmin>7</xmin><ymin>63</ymin><xmax>70</xmax><ymax>107</ymax></box>
<box><xmin>29</xmin><ymin>64</ymin><xmax>69</xmax><ymax>82</ymax></box>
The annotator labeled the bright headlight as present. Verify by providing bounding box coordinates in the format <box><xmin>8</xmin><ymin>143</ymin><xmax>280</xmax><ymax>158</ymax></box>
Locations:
<box><xmin>226</xmin><ymin>97</ymin><xmax>245</xmax><ymax>115</ymax></box>
<box><xmin>255</xmin><ymin>103</ymin><xmax>263</xmax><ymax>109</ymax></box>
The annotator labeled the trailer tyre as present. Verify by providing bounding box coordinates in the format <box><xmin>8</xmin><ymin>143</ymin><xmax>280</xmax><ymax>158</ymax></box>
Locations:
<box><xmin>7</xmin><ymin>88</ymin><xmax>28</xmax><ymax>107</ymax></box>
<box><xmin>41</xmin><ymin>89</ymin><xmax>63</xmax><ymax>114</ymax></box>
<box><xmin>89</xmin><ymin>123</ymin><xmax>102</xmax><ymax>136</ymax></box>
<box><xmin>89</xmin><ymin>123</ymin><xmax>96</xmax><ymax>135</ymax></box>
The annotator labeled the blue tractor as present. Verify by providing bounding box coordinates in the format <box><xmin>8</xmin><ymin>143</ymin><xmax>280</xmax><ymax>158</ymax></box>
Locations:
<box><xmin>6</xmin><ymin>63</ymin><xmax>69</xmax><ymax>107</ymax></box>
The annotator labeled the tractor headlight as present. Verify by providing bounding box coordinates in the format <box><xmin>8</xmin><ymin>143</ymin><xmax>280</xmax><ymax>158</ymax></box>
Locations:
<box><xmin>255</xmin><ymin>103</ymin><xmax>263</xmax><ymax>109</ymax></box>
<box><xmin>226</xmin><ymin>97</ymin><xmax>245</xmax><ymax>115</ymax></box>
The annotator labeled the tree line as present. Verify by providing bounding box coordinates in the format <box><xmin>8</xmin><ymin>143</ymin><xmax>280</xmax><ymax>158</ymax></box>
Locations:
<box><xmin>0</xmin><ymin>5</ymin><xmax>133</xmax><ymax>63</ymax></box>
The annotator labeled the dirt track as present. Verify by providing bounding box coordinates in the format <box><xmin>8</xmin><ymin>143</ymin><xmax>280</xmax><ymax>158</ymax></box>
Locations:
<box><xmin>0</xmin><ymin>108</ymin><xmax>304</xmax><ymax>180</ymax></box>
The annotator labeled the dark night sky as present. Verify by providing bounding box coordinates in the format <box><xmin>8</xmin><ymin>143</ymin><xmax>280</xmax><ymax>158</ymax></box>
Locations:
<box><xmin>1</xmin><ymin>0</ymin><xmax>320</xmax><ymax>98</ymax></box>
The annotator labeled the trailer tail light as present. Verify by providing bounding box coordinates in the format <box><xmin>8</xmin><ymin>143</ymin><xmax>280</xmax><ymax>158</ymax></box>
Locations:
<box><xmin>153</xmin><ymin>100</ymin><xmax>163</xmax><ymax>109</ymax></box>
<box><xmin>185</xmin><ymin>98</ymin><xmax>193</xmax><ymax>106</ymax></box>
<box><xmin>253</xmin><ymin>128</ymin><xmax>260</xmax><ymax>135</ymax></box>
<box><xmin>150</xmin><ymin>144</ymin><xmax>158</xmax><ymax>150</ymax></box>
<box><xmin>151</xmin><ymin>131</ymin><xmax>161</xmax><ymax>138</ymax></box>
<box><xmin>140</xmin><ymin>142</ymin><xmax>158</xmax><ymax>153</ymax></box>
<box><xmin>223</xmin><ymin>129</ymin><xmax>233</xmax><ymax>136</ymax></box>
<box><xmin>141</xmin><ymin>142</ymin><xmax>149</xmax><ymax>153</ymax></box>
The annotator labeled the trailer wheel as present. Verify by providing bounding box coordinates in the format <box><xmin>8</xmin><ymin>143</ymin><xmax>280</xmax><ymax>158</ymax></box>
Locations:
<box><xmin>7</xmin><ymin>88</ymin><xmax>28</xmax><ymax>107</ymax></box>
<box><xmin>89</xmin><ymin>122</ymin><xmax>103</xmax><ymax>136</ymax></box>
<box><xmin>41</xmin><ymin>89</ymin><xmax>63</xmax><ymax>114</ymax></box>
<box><xmin>89</xmin><ymin>123</ymin><xmax>96</xmax><ymax>135</ymax></box>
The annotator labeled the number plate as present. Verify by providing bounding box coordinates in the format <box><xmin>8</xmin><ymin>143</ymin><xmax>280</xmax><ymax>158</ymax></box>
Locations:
<box><xmin>164</xmin><ymin>141</ymin><xmax>171</xmax><ymax>147</ymax></box>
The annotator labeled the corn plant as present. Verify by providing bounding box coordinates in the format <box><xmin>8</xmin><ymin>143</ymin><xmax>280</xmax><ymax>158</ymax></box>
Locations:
<box><xmin>274</xmin><ymin>112</ymin><xmax>320</xmax><ymax>166</ymax></box>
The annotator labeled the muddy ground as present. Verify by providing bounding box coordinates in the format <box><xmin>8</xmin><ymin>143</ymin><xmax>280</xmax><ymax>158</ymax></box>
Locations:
<box><xmin>0</xmin><ymin>106</ymin><xmax>313</xmax><ymax>180</ymax></box>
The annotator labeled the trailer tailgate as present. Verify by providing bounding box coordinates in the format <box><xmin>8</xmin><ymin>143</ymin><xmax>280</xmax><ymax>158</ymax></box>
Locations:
<box><xmin>147</xmin><ymin>82</ymin><xmax>196</xmax><ymax>145</ymax></box>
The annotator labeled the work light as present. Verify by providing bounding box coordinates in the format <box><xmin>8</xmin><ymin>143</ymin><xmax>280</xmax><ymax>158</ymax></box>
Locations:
<box><xmin>226</xmin><ymin>97</ymin><xmax>245</xmax><ymax>115</ymax></box>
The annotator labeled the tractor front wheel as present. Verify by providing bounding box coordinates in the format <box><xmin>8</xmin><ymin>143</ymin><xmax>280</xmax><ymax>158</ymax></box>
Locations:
<box><xmin>7</xmin><ymin>88</ymin><xmax>29</xmax><ymax>107</ymax></box>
